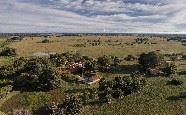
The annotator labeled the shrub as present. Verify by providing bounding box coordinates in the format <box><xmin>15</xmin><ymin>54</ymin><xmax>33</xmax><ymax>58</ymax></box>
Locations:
<box><xmin>163</xmin><ymin>64</ymin><xmax>177</xmax><ymax>76</ymax></box>
<box><xmin>124</xmin><ymin>55</ymin><xmax>137</xmax><ymax>61</ymax></box>
<box><xmin>72</xmin><ymin>44</ymin><xmax>86</xmax><ymax>47</ymax></box>
<box><xmin>0</xmin><ymin>47</ymin><xmax>16</xmax><ymax>56</ymax></box>
<box><xmin>41</xmin><ymin>39</ymin><xmax>50</xmax><ymax>43</ymax></box>
<box><xmin>44</xmin><ymin>102</ymin><xmax>63</xmax><ymax>115</ymax></box>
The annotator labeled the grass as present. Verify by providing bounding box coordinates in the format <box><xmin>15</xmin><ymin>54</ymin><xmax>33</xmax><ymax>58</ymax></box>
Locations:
<box><xmin>82</xmin><ymin>76</ymin><xmax>186</xmax><ymax>115</ymax></box>
<box><xmin>7</xmin><ymin>36</ymin><xmax>186</xmax><ymax>57</ymax></box>
<box><xmin>0</xmin><ymin>35</ymin><xmax>186</xmax><ymax>114</ymax></box>
<box><xmin>0</xmin><ymin>56</ymin><xmax>14</xmax><ymax>66</ymax></box>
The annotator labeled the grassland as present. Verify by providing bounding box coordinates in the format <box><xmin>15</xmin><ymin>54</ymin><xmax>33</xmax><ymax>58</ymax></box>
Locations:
<box><xmin>7</xmin><ymin>36</ymin><xmax>186</xmax><ymax>57</ymax></box>
<box><xmin>0</xmin><ymin>35</ymin><xmax>186</xmax><ymax>114</ymax></box>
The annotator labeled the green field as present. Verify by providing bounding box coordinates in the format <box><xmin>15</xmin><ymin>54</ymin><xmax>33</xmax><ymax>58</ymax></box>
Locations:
<box><xmin>0</xmin><ymin>35</ymin><xmax>186</xmax><ymax>115</ymax></box>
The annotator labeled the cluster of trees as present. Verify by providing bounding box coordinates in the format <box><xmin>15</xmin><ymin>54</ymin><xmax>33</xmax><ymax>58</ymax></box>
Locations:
<box><xmin>87</xmin><ymin>39</ymin><xmax>101</xmax><ymax>46</ymax></box>
<box><xmin>135</xmin><ymin>38</ymin><xmax>149</xmax><ymax>44</ymax></box>
<box><xmin>72</xmin><ymin>43</ymin><xmax>86</xmax><ymax>47</ymax></box>
<box><xmin>97</xmin><ymin>55</ymin><xmax>121</xmax><ymax>72</ymax></box>
<box><xmin>39</xmin><ymin>74</ymin><xmax>146</xmax><ymax>114</ymax></box>
<box><xmin>98</xmin><ymin>75</ymin><xmax>146</xmax><ymax>103</ymax></box>
<box><xmin>138</xmin><ymin>51</ymin><xmax>176</xmax><ymax>76</ymax></box>
<box><xmin>0</xmin><ymin>57</ymin><xmax>62</xmax><ymax>91</ymax></box>
<box><xmin>44</xmin><ymin>95</ymin><xmax>82</xmax><ymax>115</ymax></box>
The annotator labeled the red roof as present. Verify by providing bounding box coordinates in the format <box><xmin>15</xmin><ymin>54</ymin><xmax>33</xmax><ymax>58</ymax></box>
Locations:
<box><xmin>88</xmin><ymin>73</ymin><xmax>100</xmax><ymax>82</ymax></box>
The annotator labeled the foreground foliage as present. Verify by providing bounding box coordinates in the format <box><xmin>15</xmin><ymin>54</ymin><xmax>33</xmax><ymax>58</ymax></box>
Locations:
<box><xmin>43</xmin><ymin>95</ymin><xmax>82</xmax><ymax>115</ymax></box>
<box><xmin>0</xmin><ymin>57</ymin><xmax>62</xmax><ymax>91</ymax></box>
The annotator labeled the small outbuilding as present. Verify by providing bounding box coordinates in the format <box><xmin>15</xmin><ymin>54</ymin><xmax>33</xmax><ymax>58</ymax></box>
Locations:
<box><xmin>84</xmin><ymin>73</ymin><xmax>101</xmax><ymax>84</ymax></box>
<box><xmin>147</xmin><ymin>68</ymin><xmax>164</xmax><ymax>76</ymax></box>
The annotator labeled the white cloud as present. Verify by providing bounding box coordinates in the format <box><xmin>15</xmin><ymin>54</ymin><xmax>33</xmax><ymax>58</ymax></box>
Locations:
<box><xmin>0</xmin><ymin>0</ymin><xmax>185</xmax><ymax>33</ymax></box>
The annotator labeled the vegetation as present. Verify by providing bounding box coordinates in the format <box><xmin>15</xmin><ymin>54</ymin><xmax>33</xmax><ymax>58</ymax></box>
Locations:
<box><xmin>138</xmin><ymin>51</ymin><xmax>163</xmax><ymax>72</ymax></box>
<box><xmin>0</xmin><ymin>57</ymin><xmax>62</xmax><ymax>91</ymax></box>
<box><xmin>0</xmin><ymin>47</ymin><xmax>16</xmax><ymax>56</ymax></box>
<box><xmin>42</xmin><ymin>95</ymin><xmax>82</xmax><ymax>115</ymax></box>
<box><xmin>163</xmin><ymin>64</ymin><xmax>177</xmax><ymax>76</ymax></box>
<box><xmin>0</xmin><ymin>35</ymin><xmax>186</xmax><ymax>115</ymax></box>
<box><xmin>41</xmin><ymin>39</ymin><xmax>50</xmax><ymax>43</ymax></box>
<box><xmin>98</xmin><ymin>75</ymin><xmax>146</xmax><ymax>102</ymax></box>
<box><xmin>167</xmin><ymin>79</ymin><xmax>183</xmax><ymax>86</ymax></box>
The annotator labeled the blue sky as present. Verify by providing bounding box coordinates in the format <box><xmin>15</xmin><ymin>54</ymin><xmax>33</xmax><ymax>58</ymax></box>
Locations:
<box><xmin>0</xmin><ymin>0</ymin><xmax>186</xmax><ymax>33</ymax></box>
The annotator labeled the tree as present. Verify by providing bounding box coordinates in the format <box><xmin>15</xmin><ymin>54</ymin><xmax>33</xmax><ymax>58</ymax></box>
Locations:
<box><xmin>98</xmin><ymin>78</ymin><xmax>113</xmax><ymax>103</ymax></box>
<box><xmin>84</xmin><ymin>59</ymin><xmax>96</xmax><ymax>72</ymax></box>
<box><xmin>97</xmin><ymin>55</ymin><xmax>112</xmax><ymax>71</ymax></box>
<box><xmin>97</xmin><ymin>55</ymin><xmax>112</xmax><ymax>66</ymax></box>
<box><xmin>112</xmin><ymin>88</ymin><xmax>123</xmax><ymax>99</ymax></box>
<box><xmin>0</xmin><ymin>47</ymin><xmax>16</xmax><ymax>56</ymax></box>
<box><xmin>138</xmin><ymin>51</ymin><xmax>163</xmax><ymax>72</ymax></box>
<box><xmin>112</xmin><ymin>56</ymin><xmax>121</xmax><ymax>66</ymax></box>
<box><xmin>13</xmin><ymin>57</ymin><xmax>61</xmax><ymax>91</ymax></box>
<box><xmin>163</xmin><ymin>63</ymin><xmax>177</xmax><ymax>76</ymax></box>
<box><xmin>50</xmin><ymin>53</ymin><xmax>67</xmax><ymax>66</ymax></box>
<box><xmin>61</xmin><ymin>95</ymin><xmax>82</xmax><ymax>114</ymax></box>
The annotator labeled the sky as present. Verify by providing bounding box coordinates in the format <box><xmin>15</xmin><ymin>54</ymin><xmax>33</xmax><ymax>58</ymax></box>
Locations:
<box><xmin>0</xmin><ymin>0</ymin><xmax>186</xmax><ymax>33</ymax></box>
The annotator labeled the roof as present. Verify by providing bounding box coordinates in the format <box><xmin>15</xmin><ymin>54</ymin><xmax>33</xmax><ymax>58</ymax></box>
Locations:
<box><xmin>148</xmin><ymin>68</ymin><xmax>164</xmax><ymax>75</ymax></box>
<box><xmin>85</xmin><ymin>73</ymin><xmax>101</xmax><ymax>84</ymax></box>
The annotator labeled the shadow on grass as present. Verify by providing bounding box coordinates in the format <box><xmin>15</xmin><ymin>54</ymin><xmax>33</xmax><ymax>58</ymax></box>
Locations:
<box><xmin>0</xmin><ymin>82</ymin><xmax>12</xmax><ymax>88</ymax></box>
<box><xmin>108</xmin><ymin>64</ymin><xmax>139</xmax><ymax>74</ymax></box>
<box><xmin>178</xmin><ymin>71</ymin><xmax>186</xmax><ymax>75</ymax></box>
<box><xmin>167</xmin><ymin>92</ymin><xmax>186</xmax><ymax>101</ymax></box>
<box><xmin>34</xmin><ymin>106</ymin><xmax>48</xmax><ymax>115</ymax></box>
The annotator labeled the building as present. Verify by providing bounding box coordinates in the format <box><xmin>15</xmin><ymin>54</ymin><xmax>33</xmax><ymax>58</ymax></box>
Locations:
<box><xmin>147</xmin><ymin>68</ymin><xmax>164</xmax><ymax>76</ymax></box>
<box><xmin>84</xmin><ymin>73</ymin><xmax>101</xmax><ymax>84</ymax></box>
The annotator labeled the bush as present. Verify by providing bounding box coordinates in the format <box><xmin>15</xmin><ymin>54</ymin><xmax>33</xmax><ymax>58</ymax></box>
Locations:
<box><xmin>163</xmin><ymin>64</ymin><xmax>177</xmax><ymax>76</ymax></box>
<box><xmin>124</xmin><ymin>55</ymin><xmax>137</xmax><ymax>61</ymax></box>
<box><xmin>0</xmin><ymin>47</ymin><xmax>16</xmax><ymax>56</ymax></box>
<box><xmin>41</xmin><ymin>39</ymin><xmax>50</xmax><ymax>43</ymax></box>
<box><xmin>44</xmin><ymin>102</ymin><xmax>63</xmax><ymax>115</ymax></box>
